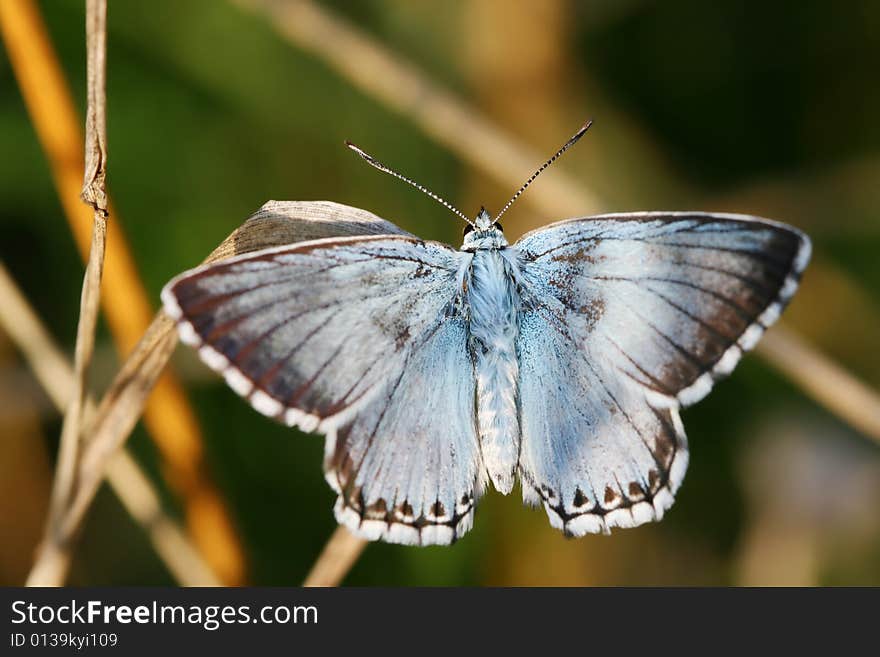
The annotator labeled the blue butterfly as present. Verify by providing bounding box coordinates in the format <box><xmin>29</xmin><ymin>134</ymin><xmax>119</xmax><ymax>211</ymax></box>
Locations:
<box><xmin>162</xmin><ymin>122</ymin><xmax>810</xmax><ymax>545</ymax></box>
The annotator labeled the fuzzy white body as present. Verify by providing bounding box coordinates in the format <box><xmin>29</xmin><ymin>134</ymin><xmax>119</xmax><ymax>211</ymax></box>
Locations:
<box><xmin>462</xmin><ymin>224</ymin><xmax>521</xmax><ymax>494</ymax></box>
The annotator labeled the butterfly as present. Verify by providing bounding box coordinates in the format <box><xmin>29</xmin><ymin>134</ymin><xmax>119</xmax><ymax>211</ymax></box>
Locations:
<box><xmin>161</xmin><ymin>121</ymin><xmax>810</xmax><ymax>545</ymax></box>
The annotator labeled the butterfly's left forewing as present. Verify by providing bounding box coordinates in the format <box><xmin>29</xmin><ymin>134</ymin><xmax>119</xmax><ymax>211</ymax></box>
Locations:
<box><xmin>513</xmin><ymin>212</ymin><xmax>810</xmax><ymax>535</ymax></box>
<box><xmin>162</xmin><ymin>235</ymin><xmax>482</xmax><ymax>545</ymax></box>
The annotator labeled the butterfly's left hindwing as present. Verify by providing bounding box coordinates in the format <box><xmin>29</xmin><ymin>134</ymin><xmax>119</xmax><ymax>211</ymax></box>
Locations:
<box><xmin>513</xmin><ymin>212</ymin><xmax>810</xmax><ymax>535</ymax></box>
<box><xmin>162</xmin><ymin>235</ymin><xmax>482</xmax><ymax>545</ymax></box>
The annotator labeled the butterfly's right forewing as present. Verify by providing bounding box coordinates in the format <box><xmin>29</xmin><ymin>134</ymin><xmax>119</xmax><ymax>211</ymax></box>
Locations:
<box><xmin>162</xmin><ymin>235</ymin><xmax>482</xmax><ymax>545</ymax></box>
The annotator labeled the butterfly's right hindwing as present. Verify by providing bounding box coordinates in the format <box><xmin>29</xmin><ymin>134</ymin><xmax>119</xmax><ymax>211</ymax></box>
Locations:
<box><xmin>162</xmin><ymin>235</ymin><xmax>482</xmax><ymax>545</ymax></box>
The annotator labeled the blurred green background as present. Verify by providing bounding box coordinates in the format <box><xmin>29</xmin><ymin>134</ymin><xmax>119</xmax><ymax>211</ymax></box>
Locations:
<box><xmin>1</xmin><ymin>0</ymin><xmax>879</xmax><ymax>586</ymax></box>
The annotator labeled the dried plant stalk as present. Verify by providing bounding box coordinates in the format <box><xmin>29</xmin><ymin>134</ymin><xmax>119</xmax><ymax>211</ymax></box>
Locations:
<box><xmin>28</xmin><ymin>0</ymin><xmax>109</xmax><ymax>588</ymax></box>
<box><xmin>303</xmin><ymin>527</ymin><xmax>367</xmax><ymax>587</ymax></box>
<box><xmin>757</xmin><ymin>326</ymin><xmax>880</xmax><ymax>444</ymax></box>
<box><xmin>72</xmin><ymin>313</ymin><xmax>181</xmax><ymax>523</ymax></box>
<box><xmin>0</xmin><ymin>265</ymin><xmax>83</xmax><ymax>414</ymax></box>
<box><xmin>0</xmin><ymin>0</ymin><xmax>245</xmax><ymax>584</ymax></box>
<box><xmin>81</xmin><ymin>0</ymin><xmax>107</xmax><ymax>212</ymax></box>
<box><xmin>105</xmin><ymin>452</ymin><xmax>222</xmax><ymax>586</ymax></box>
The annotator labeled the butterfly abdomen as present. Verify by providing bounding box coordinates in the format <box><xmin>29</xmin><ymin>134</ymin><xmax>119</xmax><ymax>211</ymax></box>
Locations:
<box><xmin>466</xmin><ymin>249</ymin><xmax>520</xmax><ymax>495</ymax></box>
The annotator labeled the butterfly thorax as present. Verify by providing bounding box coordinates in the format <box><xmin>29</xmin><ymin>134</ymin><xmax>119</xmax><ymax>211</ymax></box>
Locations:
<box><xmin>464</xmin><ymin>241</ymin><xmax>521</xmax><ymax>494</ymax></box>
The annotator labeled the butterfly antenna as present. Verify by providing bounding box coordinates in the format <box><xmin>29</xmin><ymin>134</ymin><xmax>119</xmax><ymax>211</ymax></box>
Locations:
<box><xmin>345</xmin><ymin>141</ymin><xmax>475</xmax><ymax>227</ymax></box>
<box><xmin>493</xmin><ymin>119</ymin><xmax>593</xmax><ymax>224</ymax></box>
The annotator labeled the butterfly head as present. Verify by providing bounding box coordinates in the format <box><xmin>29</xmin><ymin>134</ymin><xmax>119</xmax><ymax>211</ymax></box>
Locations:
<box><xmin>474</xmin><ymin>207</ymin><xmax>493</xmax><ymax>230</ymax></box>
<box><xmin>462</xmin><ymin>206</ymin><xmax>507</xmax><ymax>250</ymax></box>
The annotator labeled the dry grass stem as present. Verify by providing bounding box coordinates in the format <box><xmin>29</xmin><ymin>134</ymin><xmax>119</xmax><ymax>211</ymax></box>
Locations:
<box><xmin>68</xmin><ymin>312</ymin><xmax>180</xmax><ymax>536</ymax></box>
<box><xmin>0</xmin><ymin>264</ymin><xmax>83</xmax><ymax>413</ymax></box>
<box><xmin>0</xmin><ymin>263</ymin><xmax>221</xmax><ymax>586</ymax></box>
<box><xmin>0</xmin><ymin>0</ymin><xmax>245</xmax><ymax>584</ymax></box>
<box><xmin>757</xmin><ymin>326</ymin><xmax>880</xmax><ymax>444</ymax></box>
<box><xmin>303</xmin><ymin>527</ymin><xmax>367</xmax><ymax>587</ymax></box>
<box><xmin>81</xmin><ymin>0</ymin><xmax>108</xmax><ymax>213</ymax></box>
<box><xmin>105</xmin><ymin>452</ymin><xmax>222</xmax><ymax>586</ymax></box>
<box><xmin>27</xmin><ymin>0</ymin><xmax>109</xmax><ymax>587</ymax></box>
